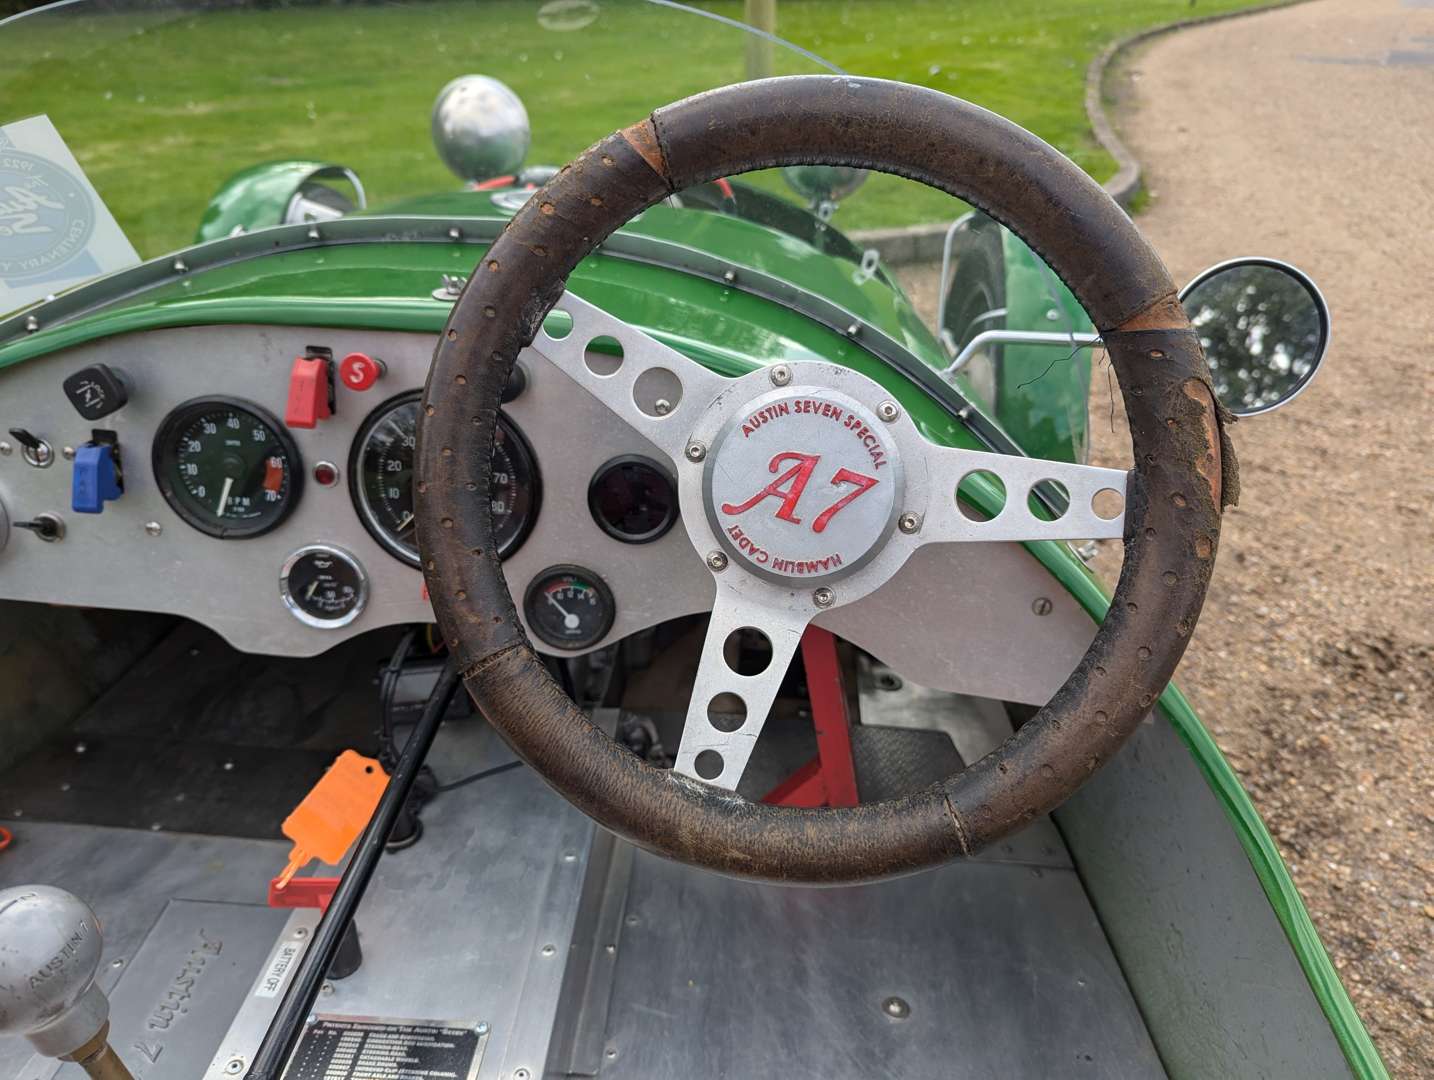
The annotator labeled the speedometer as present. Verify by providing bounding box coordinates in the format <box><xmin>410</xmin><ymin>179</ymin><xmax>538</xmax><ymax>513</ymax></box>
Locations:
<box><xmin>152</xmin><ymin>397</ymin><xmax>300</xmax><ymax>539</ymax></box>
<box><xmin>349</xmin><ymin>390</ymin><xmax>539</xmax><ymax>566</ymax></box>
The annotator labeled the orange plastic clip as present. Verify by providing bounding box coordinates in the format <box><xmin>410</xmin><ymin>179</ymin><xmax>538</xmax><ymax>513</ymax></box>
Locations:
<box><xmin>273</xmin><ymin>750</ymin><xmax>388</xmax><ymax>890</ymax></box>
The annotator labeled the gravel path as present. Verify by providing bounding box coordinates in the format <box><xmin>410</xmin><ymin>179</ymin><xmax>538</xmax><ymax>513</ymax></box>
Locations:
<box><xmin>1109</xmin><ymin>3</ymin><xmax>1433</xmax><ymax>1071</ymax></box>
<box><xmin>900</xmin><ymin>1</ymin><xmax>1432</xmax><ymax>1071</ymax></box>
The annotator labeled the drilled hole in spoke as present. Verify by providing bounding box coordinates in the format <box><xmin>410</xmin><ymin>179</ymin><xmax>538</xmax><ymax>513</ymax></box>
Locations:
<box><xmin>1093</xmin><ymin>488</ymin><xmax>1125</xmax><ymax>520</ymax></box>
<box><xmin>957</xmin><ymin>469</ymin><xmax>1006</xmax><ymax>521</ymax></box>
<box><xmin>634</xmin><ymin>367</ymin><xmax>682</xmax><ymax>418</ymax></box>
<box><xmin>694</xmin><ymin>749</ymin><xmax>724</xmax><ymax>780</ymax></box>
<box><xmin>708</xmin><ymin>692</ymin><xmax>747</xmax><ymax>733</ymax></box>
<box><xmin>1029</xmin><ymin>479</ymin><xmax>1069</xmax><ymax>519</ymax></box>
<box><xmin>543</xmin><ymin>309</ymin><xmax>573</xmax><ymax>340</ymax></box>
<box><xmin>723</xmin><ymin>627</ymin><xmax>773</xmax><ymax>676</ymax></box>
<box><xmin>585</xmin><ymin>335</ymin><xmax>624</xmax><ymax>376</ymax></box>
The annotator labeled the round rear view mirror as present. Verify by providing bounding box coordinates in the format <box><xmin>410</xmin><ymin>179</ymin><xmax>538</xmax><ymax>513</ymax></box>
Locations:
<box><xmin>1179</xmin><ymin>258</ymin><xmax>1330</xmax><ymax>416</ymax></box>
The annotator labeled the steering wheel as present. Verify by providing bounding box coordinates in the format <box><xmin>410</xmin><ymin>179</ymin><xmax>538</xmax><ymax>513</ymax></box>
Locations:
<box><xmin>415</xmin><ymin>77</ymin><xmax>1235</xmax><ymax>884</ymax></box>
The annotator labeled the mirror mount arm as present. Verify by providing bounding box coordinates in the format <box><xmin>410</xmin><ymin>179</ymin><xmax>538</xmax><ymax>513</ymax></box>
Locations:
<box><xmin>942</xmin><ymin>329</ymin><xmax>1102</xmax><ymax>377</ymax></box>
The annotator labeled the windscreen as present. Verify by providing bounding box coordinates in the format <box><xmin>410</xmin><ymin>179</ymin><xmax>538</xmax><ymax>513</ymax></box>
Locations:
<box><xmin>0</xmin><ymin>0</ymin><xmax>839</xmax><ymax>308</ymax></box>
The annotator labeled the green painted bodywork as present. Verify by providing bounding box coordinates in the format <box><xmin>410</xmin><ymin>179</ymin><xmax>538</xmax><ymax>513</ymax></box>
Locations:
<box><xmin>194</xmin><ymin>160</ymin><xmax>362</xmax><ymax>244</ymax></box>
<box><xmin>997</xmin><ymin>229</ymin><xmax>1095</xmax><ymax>464</ymax></box>
<box><xmin>1035</xmin><ymin>546</ymin><xmax>1387</xmax><ymax>1080</ymax></box>
<box><xmin>0</xmin><ymin>189</ymin><xmax>1384</xmax><ymax>1080</ymax></box>
<box><xmin>2</xmin><ymin>192</ymin><xmax>946</xmax><ymax>386</ymax></box>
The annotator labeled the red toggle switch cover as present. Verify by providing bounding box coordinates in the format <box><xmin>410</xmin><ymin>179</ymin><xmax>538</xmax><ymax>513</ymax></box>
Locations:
<box><xmin>285</xmin><ymin>356</ymin><xmax>333</xmax><ymax>429</ymax></box>
<box><xmin>339</xmin><ymin>352</ymin><xmax>384</xmax><ymax>392</ymax></box>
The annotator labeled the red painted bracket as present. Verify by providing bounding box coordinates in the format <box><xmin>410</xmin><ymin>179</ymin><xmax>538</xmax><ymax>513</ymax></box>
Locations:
<box><xmin>268</xmin><ymin>875</ymin><xmax>340</xmax><ymax>913</ymax></box>
<box><xmin>762</xmin><ymin>626</ymin><xmax>859</xmax><ymax>808</ymax></box>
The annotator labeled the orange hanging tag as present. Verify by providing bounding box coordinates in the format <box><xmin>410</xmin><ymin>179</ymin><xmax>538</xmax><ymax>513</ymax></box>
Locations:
<box><xmin>273</xmin><ymin>750</ymin><xmax>388</xmax><ymax>890</ymax></box>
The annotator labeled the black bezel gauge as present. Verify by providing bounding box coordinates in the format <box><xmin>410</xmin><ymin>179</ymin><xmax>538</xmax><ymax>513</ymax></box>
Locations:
<box><xmin>152</xmin><ymin>396</ymin><xmax>301</xmax><ymax>539</ymax></box>
<box><xmin>349</xmin><ymin>390</ymin><xmax>540</xmax><ymax>567</ymax></box>
<box><xmin>280</xmin><ymin>545</ymin><xmax>368</xmax><ymax>629</ymax></box>
<box><xmin>523</xmin><ymin>565</ymin><xmax>617</xmax><ymax>651</ymax></box>
<box><xmin>587</xmin><ymin>454</ymin><xmax>680</xmax><ymax>544</ymax></box>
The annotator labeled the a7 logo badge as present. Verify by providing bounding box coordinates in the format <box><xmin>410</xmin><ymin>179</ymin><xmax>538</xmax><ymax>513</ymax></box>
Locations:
<box><xmin>720</xmin><ymin>451</ymin><xmax>879</xmax><ymax>534</ymax></box>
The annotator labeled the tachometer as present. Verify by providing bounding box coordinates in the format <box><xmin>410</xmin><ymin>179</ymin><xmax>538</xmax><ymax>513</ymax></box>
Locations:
<box><xmin>152</xmin><ymin>397</ymin><xmax>300</xmax><ymax>539</ymax></box>
<box><xmin>349</xmin><ymin>390</ymin><xmax>539</xmax><ymax>566</ymax></box>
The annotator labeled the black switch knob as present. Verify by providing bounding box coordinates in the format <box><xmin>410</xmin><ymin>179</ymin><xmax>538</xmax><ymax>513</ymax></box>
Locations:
<box><xmin>62</xmin><ymin>364</ymin><xmax>129</xmax><ymax>421</ymax></box>
<box><xmin>12</xmin><ymin>513</ymin><xmax>65</xmax><ymax>542</ymax></box>
<box><xmin>502</xmin><ymin>363</ymin><xmax>527</xmax><ymax>403</ymax></box>
<box><xmin>7</xmin><ymin>427</ymin><xmax>43</xmax><ymax>453</ymax></box>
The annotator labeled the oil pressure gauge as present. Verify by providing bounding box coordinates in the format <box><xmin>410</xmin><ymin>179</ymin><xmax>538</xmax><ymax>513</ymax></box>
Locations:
<box><xmin>523</xmin><ymin>565</ymin><xmax>616</xmax><ymax>651</ymax></box>
<box><xmin>280</xmin><ymin>545</ymin><xmax>368</xmax><ymax>628</ymax></box>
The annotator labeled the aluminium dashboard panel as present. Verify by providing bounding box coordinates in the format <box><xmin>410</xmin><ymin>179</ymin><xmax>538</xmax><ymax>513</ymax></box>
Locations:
<box><xmin>0</xmin><ymin>323</ymin><xmax>714</xmax><ymax>657</ymax></box>
<box><xmin>0</xmin><ymin>322</ymin><xmax>1100</xmax><ymax>708</ymax></box>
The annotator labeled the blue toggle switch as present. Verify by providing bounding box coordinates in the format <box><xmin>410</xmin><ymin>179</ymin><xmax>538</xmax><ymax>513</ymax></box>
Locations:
<box><xmin>72</xmin><ymin>443</ymin><xmax>123</xmax><ymax>514</ymax></box>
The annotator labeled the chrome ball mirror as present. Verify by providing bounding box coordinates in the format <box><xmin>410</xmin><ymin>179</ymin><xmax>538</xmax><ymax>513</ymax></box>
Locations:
<box><xmin>431</xmin><ymin>75</ymin><xmax>531</xmax><ymax>183</ymax></box>
<box><xmin>1180</xmin><ymin>258</ymin><xmax>1330</xmax><ymax>417</ymax></box>
<box><xmin>781</xmin><ymin>164</ymin><xmax>867</xmax><ymax>218</ymax></box>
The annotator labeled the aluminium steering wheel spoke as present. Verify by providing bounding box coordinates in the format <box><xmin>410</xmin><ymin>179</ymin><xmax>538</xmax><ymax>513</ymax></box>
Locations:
<box><xmin>914</xmin><ymin>444</ymin><xmax>1129</xmax><ymax>544</ymax></box>
<box><xmin>670</xmin><ymin>585</ymin><xmax>813</xmax><ymax>791</ymax></box>
<box><xmin>528</xmin><ymin>291</ymin><xmax>729</xmax><ymax>467</ymax></box>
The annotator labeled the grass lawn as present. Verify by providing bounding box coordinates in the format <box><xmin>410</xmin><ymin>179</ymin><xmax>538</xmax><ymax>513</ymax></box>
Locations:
<box><xmin>2</xmin><ymin>0</ymin><xmax>1278</xmax><ymax>258</ymax></box>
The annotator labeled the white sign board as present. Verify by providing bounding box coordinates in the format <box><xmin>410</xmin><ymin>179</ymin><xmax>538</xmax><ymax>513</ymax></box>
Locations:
<box><xmin>0</xmin><ymin>114</ymin><xmax>141</xmax><ymax>315</ymax></box>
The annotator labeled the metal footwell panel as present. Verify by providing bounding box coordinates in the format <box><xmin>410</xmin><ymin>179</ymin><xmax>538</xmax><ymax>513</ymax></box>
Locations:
<box><xmin>6</xmin><ymin>897</ymin><xmax>287</xmax><ymax>1080</ymax></box>
<box><xmin>3</xmin><ymin>701</ymin><xmax>1165</xmax><ymax>1079</ymax></box>
<box><xmin>0</xmin><ymin>824</ymin><xmax>289</xmax><ymax>1078</ymax></box>
<box><xmin>592</xmin><ymin>851</ymin><xmax>1165</xmax><ymax>1079</ymax></box>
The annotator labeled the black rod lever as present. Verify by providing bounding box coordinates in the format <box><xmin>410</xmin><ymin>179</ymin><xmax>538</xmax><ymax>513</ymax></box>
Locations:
<box><xmin>244</xmin><ymin>656</ymin><xmax>462</xmax><ymax>1079</ymax></box>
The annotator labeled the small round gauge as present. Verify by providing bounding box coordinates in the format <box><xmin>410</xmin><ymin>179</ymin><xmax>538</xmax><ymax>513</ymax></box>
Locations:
<box><xmin>523</xmin><ymin>566</ymin><xmax>616</xmax><ymax>651</ymax></box>
<box><xmin>350</xmin><ymin>390</ymin><xmax>539</xmax><ymax>566</ymax></box>
<box><xmin>588</xmin><ymin>455</ymin><xmax>679</xmax><ymax>544</ymax></box>
<box><xmin>280</xmin><ymin>545</ymin><xmax>368</xmax><ymax>628</ymax></box>
<box><xmin>152</xmin><ymin>397</ymin><xmax>300</xmax><ymax>539</ymax></box>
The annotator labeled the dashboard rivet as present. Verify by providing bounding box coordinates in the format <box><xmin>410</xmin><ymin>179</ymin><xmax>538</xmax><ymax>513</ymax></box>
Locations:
<box><xmin>172</xmin><ymin>259</ymin><xmax>188</xmax><ymax>274</ymax></box>
<box><xmin>448</xmin><ymin>226</ymin><xmax>463</xmax><ymax>241</ymax></box>
<box><xmin>307</xmin><ymin>227</ymin><xmax>321</xmax><ymax>241</ymax></box>
<box><xmin>0</xmin><ymin>441</ymin><xmax>11</xmax><ymax>456</ymax></box>
<box><xmin>845</xmin><ymin>323</ymin><xmax>861</xmax><ymax>338</ymax></box>
<box><xmin>813</xmin><ymin>587</ymin><xmax>835</xmax><ymax>609</ymax></box>
<box><xmin>540</xmin><ymin>944</ymin><xmax>556</xmax><ymax>957</ymax></box>
<box><xmin>706</xmin><ymin>551</ymin><xmax>728</xmax><ymax>572</ymax></box>
<box><xmin>143</xmin><ymin>521</ymin><xmax>162</xmax><ymax>537</ymax></box>
<box><xmin>684</xmin><ymin>441</ymin><xmax>706</xmax><ymax>463</ymax></box>
<box><xmin>882</xmin><ymin>996</ymin><xmax>911</xmax><ymax>1019</ymax></box>
<box><xmin>877</xmin><ymin>400</ymin><xmax>899</xmax><ymax>422</ymax></box>
<box><xmin>23</xmin><ymin>316</ymin><xmax>39</xmax><ymax>334</ymax></box>
<box><xmin>224</xmin><ymin>1058</ymin><xmax>244</xmax><ymax>1075</ymax></box>
<box><xmin>653</xmin><ymin>398</ymin><xmax>672</xmax><ymax>416</ymax></box>
<box><xmin>722</xmin><ymin>268</ymin><xmax>737</xmax><ymax>284</ymax></box>
<box><xmin>1032</xmin><ymin>597</ymin><xmax>1054</xmax><ymax>617</ymax></box>
<box><xmin>898</xmin><ymin>512</ymin><xmax>921</xmax><ymax>534</ymax></box>
<box><xmin>769</xmin><ymin>364</ymin><xmax>792</xmax><ymax>387</ymax></box>
<box><xmin>61</xmin><ymin>446</ymin><xmax>76</xmax><ymax>461</ymax></box>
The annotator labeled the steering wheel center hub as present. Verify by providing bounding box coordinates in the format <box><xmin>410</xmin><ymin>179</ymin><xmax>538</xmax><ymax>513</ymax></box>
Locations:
<box><xmin>704</xmin><ymin>385</ymin><xmax>902</xmax><ymax>584</ymax></box>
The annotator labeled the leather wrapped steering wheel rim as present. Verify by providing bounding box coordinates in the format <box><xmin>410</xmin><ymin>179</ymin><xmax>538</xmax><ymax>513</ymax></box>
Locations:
<box><xmin>416</xmin><ymin>76</ymin><xmax>1236</xmax><ymax>884</ymax></box>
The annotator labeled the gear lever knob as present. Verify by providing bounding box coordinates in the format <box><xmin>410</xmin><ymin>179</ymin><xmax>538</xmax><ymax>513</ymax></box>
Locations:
<box><xmin>0</xmin><ymin>885</ymin><xmax>134</xmax><ymax>1079</ymax></box>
